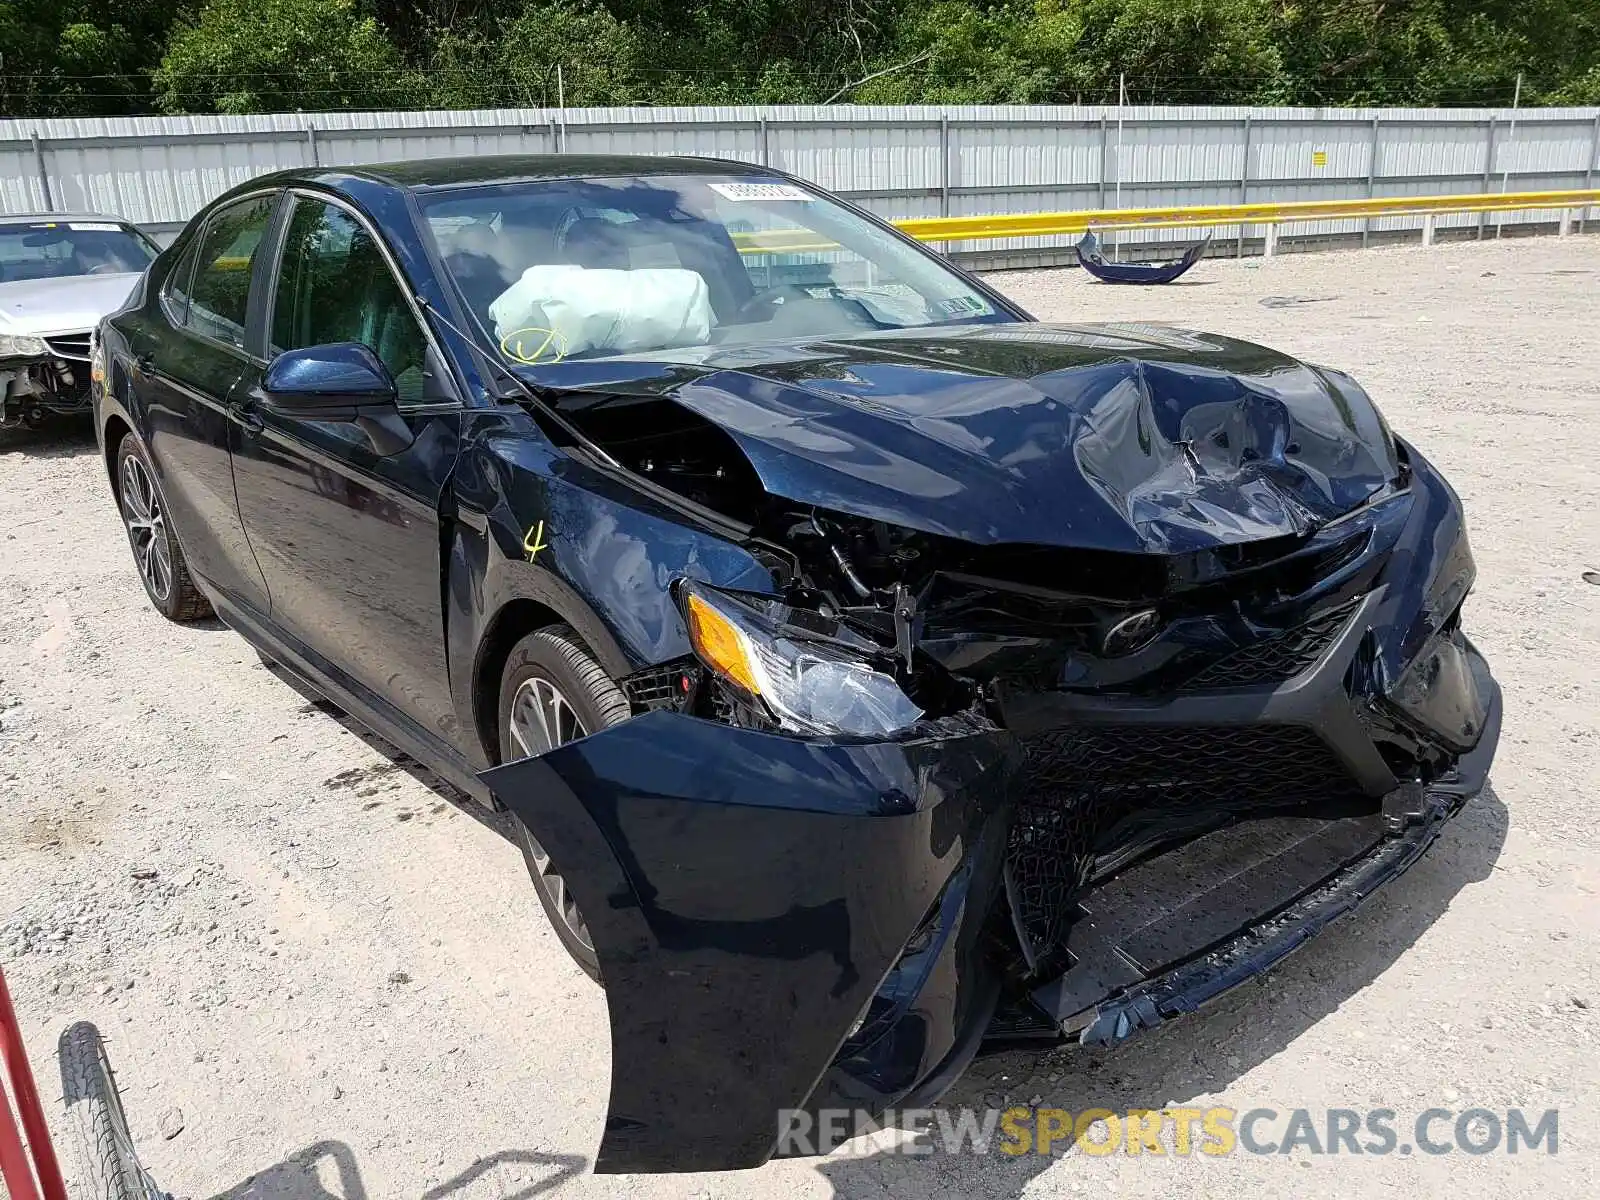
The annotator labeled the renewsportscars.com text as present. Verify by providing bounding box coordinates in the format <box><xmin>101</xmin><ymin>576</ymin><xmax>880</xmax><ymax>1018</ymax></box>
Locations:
<box><xmin>778</xmin><ymin>1105</ymin><xmax>1559</xmax><ymax>1158</ymax></box>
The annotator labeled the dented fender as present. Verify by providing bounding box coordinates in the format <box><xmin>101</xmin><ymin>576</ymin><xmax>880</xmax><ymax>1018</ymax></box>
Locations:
<box><xmin>443</xmin><ymin>417</ymin><xmax>775</xmax><ymax>765</ymax></box>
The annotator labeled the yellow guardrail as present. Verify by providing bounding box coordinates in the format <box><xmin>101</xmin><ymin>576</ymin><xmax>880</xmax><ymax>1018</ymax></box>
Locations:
<box><xmin>729</xmin><ymin>189</ymin><xmax>1600</xmax><ymax>259</ymax></box>
<box><xmin>893</xmin><ymin>188</ymin><xmax>1600</xmax><ymax>244</ymax></box>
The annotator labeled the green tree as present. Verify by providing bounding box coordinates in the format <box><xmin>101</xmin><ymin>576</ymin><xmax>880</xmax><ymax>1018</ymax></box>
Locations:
<box><xmin>1553</xmin><ymin>63</ymin><xmax>1600</xmax><ymax>102</ymax></box>
<box><xmin>2</xmin><ymin>0</ymin><xmax>1598</xmax><ymax>117</ymax></box>
<box><xmin>853</xmin><ymin>0</ymin><xmax>1281</xmax><ymax>105</ymax></box>
<box><xmin>422</xmin><ymin>2</ymin><xmax>650</xmax><ymax>109</ymax></box>
<box><xmin>0</xmin><ymin>1</ymin><xmax>183</xmax><ymax>117</ymax></box>
<box><xmin>153</xmin><ymin>0</ymin><xmax>417</xmax><ymax>114</ymax></box>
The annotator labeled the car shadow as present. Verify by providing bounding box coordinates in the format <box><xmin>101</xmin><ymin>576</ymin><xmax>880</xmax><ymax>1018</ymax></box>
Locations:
<box><xmin>256</xmin><ymin>657</ymin><xmax>519</xmax><ymax>843</ymax></box>
<box><xmin>0</xmin><ymin>416</ymin><xmax>97</xmax><ymax>457</ymax></box>
<box><xmin>813</xmin><ymin>784</ymin><xmax>1510</xmax><ymax>1196</ymax></box>
<box><xmin>1085</xmin><ymin>277</ymin><xmax>1219</xmax><ymax>287</ymax></box>
<box><xmin>203</xmin><ymin>1140</ymin><xmax>584</xmax><ymax>1199</ymax></box>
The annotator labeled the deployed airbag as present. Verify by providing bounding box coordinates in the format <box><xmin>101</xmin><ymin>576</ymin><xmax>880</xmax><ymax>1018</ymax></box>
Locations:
<box><xmin>489</xmin><ymin>264</ymin><xmax>714</xmax><ymax>358</ymax></box>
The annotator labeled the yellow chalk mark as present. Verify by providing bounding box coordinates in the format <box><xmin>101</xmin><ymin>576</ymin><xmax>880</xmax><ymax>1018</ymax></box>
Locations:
<box><xmin>523</xmin><ymin>519</ymin><xmax>549</xmax><ymax>561</ymax></box>
<box><xmin>501</xmin><ymin>326</ymin><xmax>568</xmax><ymax>365</ymax></box>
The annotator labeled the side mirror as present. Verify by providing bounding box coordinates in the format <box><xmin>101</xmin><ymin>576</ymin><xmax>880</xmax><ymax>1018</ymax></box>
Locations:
<box><xmin>263</xmin><ymin>343</ymin><xmax>396</xmax><ymax>416</ymax></box>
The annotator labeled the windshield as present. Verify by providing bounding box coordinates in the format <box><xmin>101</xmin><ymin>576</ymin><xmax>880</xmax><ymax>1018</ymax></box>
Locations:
<box><xmin>0</xmin><ymin>221</ymin><xmax>157</xmax><ymax>284</ymax></box>
<box><xmin>419</xmin><ymin>174</ymin><xmax>1013</xmax><ymax>364</ymax></box>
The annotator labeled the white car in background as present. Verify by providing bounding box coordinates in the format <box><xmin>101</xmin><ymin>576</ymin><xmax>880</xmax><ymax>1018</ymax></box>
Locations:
<box><xmin>0</xmin><ymin>213</ymin><xmax>158</xmax><ymax>428</ymax></box>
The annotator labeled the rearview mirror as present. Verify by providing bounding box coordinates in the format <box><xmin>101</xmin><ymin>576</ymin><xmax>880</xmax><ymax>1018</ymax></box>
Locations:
<box><xmin>263</xmin><ymin>343</ymin><xmax>396</xmax><ymax>415</ymax></box>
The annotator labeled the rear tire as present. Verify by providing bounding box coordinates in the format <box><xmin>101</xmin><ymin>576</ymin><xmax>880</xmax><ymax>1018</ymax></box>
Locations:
<box><xmin>497</xmin><ymin>624</ymin><xmax>630</xmax><ymax>983</ymax></box>
<box><xmin>58</xmin><ymin>1022</ymin><xmax>164</xmax><ymax>1200</ymax></box>
<box><xmin>114</xmin><ymin>433</ymin><xmax>212</xmax><ymax>623</ymax></box>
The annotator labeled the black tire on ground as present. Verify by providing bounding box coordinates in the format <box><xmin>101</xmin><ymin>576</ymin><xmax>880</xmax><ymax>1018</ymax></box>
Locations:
<box><xmin>58</xmin><ymin>1021</ymin><xmax>162</xmax><ymax>1200</ymax></box>
<box><xmin>497</xmin><ymin>623</ymin><xmax>631</xmax><ymax>983</ymax></box>
<box><xmin>113</xmin><ymin>433</ymin><xmax>212</xmax><ymax>623</ymax></box>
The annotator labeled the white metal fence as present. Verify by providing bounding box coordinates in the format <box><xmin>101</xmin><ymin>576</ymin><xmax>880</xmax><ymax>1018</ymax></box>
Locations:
<box><xmin>2</xmin><ymin>104</ymin><xmax>1597</xmax><ymax>266</ymax></box>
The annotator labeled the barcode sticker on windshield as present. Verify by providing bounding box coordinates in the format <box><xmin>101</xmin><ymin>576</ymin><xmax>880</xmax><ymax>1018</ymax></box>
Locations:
<box><xmin>68</xmin><ymin>222</ymin><xmax>122</xmax><ymax>232</ymax></box>
<box><xmin>708</xmin><ymin>182</ymin><xmax>812</xmax><ymax>202</ymax></box>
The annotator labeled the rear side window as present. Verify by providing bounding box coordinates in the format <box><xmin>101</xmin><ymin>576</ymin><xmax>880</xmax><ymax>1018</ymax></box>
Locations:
<box><xmin>161</xmin><ymin>236</ymin><xmax>202</xmax><ymax>325</ymax></box>
<box><xmin>185</xmin><ymin>196</ymin><xmax>274</xmax><ymax>349</ymax></box>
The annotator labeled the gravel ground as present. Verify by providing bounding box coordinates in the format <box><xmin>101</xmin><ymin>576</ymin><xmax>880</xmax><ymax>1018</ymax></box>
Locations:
<box><xmin>2</xmin><ymin>235</ymin><xmax>1597</xmax><ymax>1200</ymax></box>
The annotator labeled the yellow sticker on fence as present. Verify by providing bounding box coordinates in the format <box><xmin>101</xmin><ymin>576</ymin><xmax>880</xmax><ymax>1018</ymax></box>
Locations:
<box><xmin>1312</xmin><ymin>150</ymin><xmax>1328</xmax><ymax>168</ymax></box>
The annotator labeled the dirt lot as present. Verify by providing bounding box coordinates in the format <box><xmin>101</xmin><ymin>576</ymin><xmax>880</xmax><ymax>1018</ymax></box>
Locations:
<box><xmin>2</xmin><ymin>235</ymin><xmax>1598</xmax><ymax>1199</ymax></box>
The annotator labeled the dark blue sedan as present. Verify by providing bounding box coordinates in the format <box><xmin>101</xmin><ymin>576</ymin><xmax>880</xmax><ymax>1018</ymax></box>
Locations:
<box><xmin>92</xmin><ymin>155</ymin><xmax>1500</xmax><ymax>1174</ymax></box>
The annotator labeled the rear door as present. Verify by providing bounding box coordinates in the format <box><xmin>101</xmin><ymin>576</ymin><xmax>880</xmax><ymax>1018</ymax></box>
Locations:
<box><xmin>131</xmin><ymin>193</ymin><xmax>277</xmax><ymax>616</ymax></box>
<box><xmin>229</xmin><ymin>190</ymin><xmax>465</xmax><ymax>747</ymax></box>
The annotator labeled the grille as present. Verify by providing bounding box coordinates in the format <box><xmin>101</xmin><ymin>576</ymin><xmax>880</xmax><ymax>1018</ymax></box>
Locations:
<box><xmin>1185</xmin><ymin>600</ymin><xmax>1359</xmax><ymax>691</ymax></box>
<box><xmin>44</xmin><ymin>333</ymin><xmax>92</xmax><ymax>361</ymax></box>
<box><xmin>622</xmin><ymin>663</ymin><xmax>688</xmax><ymax>713</ymax></box>
<box><xmin>1006</xmin><ymin>723</ymin><xmax>1365</xmax><ymax>971</ymax></box>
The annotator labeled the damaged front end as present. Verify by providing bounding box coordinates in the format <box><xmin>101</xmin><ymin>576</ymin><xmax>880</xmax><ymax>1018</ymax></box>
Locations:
<box><xmin>482</xmin><ymin>324</ymin><xmax>1500</xmax><ymax>1173</ymax></box>
<box><xmin>0</xmin><ymin>332</ymin><xmax>95</xmax><ymax>427</ymax></box>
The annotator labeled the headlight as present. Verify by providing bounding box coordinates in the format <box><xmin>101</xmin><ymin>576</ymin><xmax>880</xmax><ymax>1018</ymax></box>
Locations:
<box><xmin>1385</xmin><ymin>519</ymin><xmax>1484</xmax><ymax>752</ymax></box>
<box><xmin>1424</xmin><ymin>521</ymin><xmax>1474</xmax><ymax>630</ymax></box>
<box><xmin>0</xmin><ymin>334</ymin><xmax>47</xmax><ymax>359</ymax></box>
<box><xmin>676</xmin><ymin>579</ymin><xmax>924</xmax><ymax>738</ymax></box>
<box><xmin>90</xmin><ymin>331</ymin><xmax>106</xmax><ymax>386</ymax></box>
<box><xmin>1387</xmin><ymin>622</ymin><xmax>1487</xmax><ymax>753</ymax></box>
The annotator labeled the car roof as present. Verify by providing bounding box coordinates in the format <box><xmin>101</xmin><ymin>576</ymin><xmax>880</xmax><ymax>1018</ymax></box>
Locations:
<box><xmin>186</xmin><ymin>155</ymin><xmax>788</xmax><ymax>233</ymax></box>
<box><xmin>0</xmin><ymin>212</ymin><xmax>134</xmax><ymax>225</ymax></box>
<box><xmin>311</xmin><ymin>154</ymin><xmax>773</xmax><ymax>192</ymax></box>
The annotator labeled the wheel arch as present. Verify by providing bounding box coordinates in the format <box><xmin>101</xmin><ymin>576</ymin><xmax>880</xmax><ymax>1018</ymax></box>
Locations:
<box><xmin>101</xmin><ymin>358</ymin><xmax>138</xmax><ymax>503</ymax></box>
<box><xmin>469</xmin><ymin>588</ymin><xmax>634</xmax><ymax>770</ymax></box>
<box><xmin>102</xmin><ymin>412</ymin><xmax>134</xmax><ymax>501</ymax></box>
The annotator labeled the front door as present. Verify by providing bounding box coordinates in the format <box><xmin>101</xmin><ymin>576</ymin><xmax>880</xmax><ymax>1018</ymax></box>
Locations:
<box><xmin>229</xmin><ymin>192</ymin><xmax>464</xmax><ymax>749</ymax></box>
<box><xmin>131</xmin><ymin>194</ymin><xmax>277</xmax><ymax>615</ymax></box>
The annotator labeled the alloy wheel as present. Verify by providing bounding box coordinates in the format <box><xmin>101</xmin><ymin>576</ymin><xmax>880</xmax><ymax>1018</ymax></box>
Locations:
<box><xmin>120</xmin><ymin>454</ymin><xmax>173</xmax><ymax>604</ymax></box>
<box><xmin>507</xmin><ymin>676</ymin><xmax>593</xmax><ymax>952</ymax></box>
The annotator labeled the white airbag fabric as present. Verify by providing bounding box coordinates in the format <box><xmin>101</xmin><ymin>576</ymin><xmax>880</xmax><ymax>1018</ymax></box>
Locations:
<box><xmin>488</xmin><ymin>264</ymin><xmax>713</xmax><ymax>357</ymax></box>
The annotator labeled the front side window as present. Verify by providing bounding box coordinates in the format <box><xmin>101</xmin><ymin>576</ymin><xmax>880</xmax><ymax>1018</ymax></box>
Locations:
<box><xmin>419</xmin><ymin>175</ymin><xmax>1014</xmax><ymax>365</ymax></box>
<box><xmin>0</xmin><ymin>220</ymin><xmax>156</xmax><ymax>284</ymax></box>
<box><xmin>187</xmin><ymin>196</ymin><xmax>274</xmax><ymax>349</ymax></box>
<box><xmin>270</xmin><ymin>197</ymin><xmax>428</xmax><ymax>403</ymax></box>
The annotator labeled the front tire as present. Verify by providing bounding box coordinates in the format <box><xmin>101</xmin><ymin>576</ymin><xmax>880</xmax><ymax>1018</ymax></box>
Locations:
<box><xmin>115</xmin><ymin>434</ymin><xmax>211</xmax><ymax>623</ymax></box>
<box><xmin>58</xmin><ymin>1022</ymin><xmax>164</xmax><ymax>1200</ymax></box>
<box><xmin>497</xmin><ymin>624</ymin><xmax>630</xmax><ymax>983</ymax></box>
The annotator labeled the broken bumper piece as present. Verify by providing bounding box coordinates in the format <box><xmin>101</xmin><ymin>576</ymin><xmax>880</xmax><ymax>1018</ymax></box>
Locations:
<box><xmin>483</xmin><ymin>643</ymin><xmax>1499</xmax><ymax>1173</ymax></box>
<box><xmin>1057</xmin><ymin>651</ymin><xmax>1500</xmax><ymax>1047</ymax></box>
<box><xmin>482</xmin><ymin>713</ymin><xmax>1020</xmax><ymax>1173</ymax></box>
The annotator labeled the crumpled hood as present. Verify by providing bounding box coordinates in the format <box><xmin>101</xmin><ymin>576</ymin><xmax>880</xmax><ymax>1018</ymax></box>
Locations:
<box><xmin>682</xmin><ymin>323</ymin><xmax>1400</xmax><ymax>552</ymax></box>
<box><xmin>0</xmin><ymin>272</ymin><xmax>141</xmax><ymax>337</ymax></box>
<box><xmin>536</xmin><ymin>321</ymin><xmax>1401</xmax><ymax>553</ymax></box>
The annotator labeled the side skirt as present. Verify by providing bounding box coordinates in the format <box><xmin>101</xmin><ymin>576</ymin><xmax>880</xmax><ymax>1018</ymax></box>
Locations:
<box><xmin>204</xmin><ymin>585</ymin><xmax>493</xmax><ymax>807</ymax></box>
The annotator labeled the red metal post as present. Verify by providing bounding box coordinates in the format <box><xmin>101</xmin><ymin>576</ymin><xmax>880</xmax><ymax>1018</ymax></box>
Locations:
<box><xmin>0</xmin><ymin>1083</ymin><xmax>46</xmax><ymax>1200</ymax></box>
<box><xmin>0</xmin><ymin>967</ymin><xmax>68</xmax><ymax>1200</ymax></box>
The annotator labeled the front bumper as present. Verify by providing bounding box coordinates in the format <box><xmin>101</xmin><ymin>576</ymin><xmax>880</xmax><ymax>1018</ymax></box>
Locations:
<box><xmin>482</xmin><ymin>445</ymin><xmax>1501</xmax><ymax>1174</ymax></box>
<box><xmin>1060</xmin><ymin>645</ymin><xmax>1499</xmax><ymax>1046</ymax></box>
<box><xmin>0</xmin><ymin>337</ymin><xmax>93</xmax><ymax>424</ymax></box>
<box><xmin>483</xmin><ymin>714</ymin><xmax>1019</xmax><ymax>1173</ymax></box>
